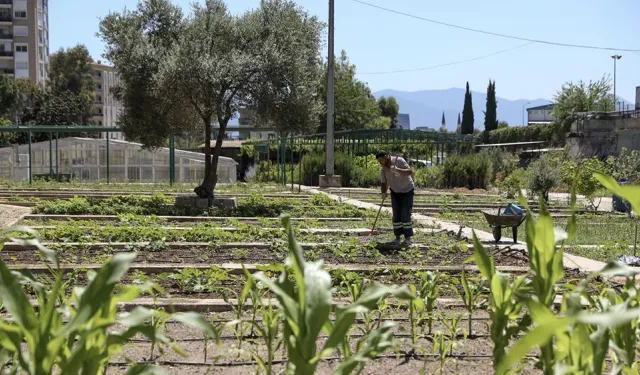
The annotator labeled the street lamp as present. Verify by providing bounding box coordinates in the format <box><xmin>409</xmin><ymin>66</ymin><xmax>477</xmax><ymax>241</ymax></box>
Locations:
<box><xmin>611</xmin><ymin>55</ymin><xmax>622</xmax><ymax>111</ymax></box>
<box><xmin>522</xmin><ymin>101</ymin><xmax>531</xmax><ymax>126</ymax></box>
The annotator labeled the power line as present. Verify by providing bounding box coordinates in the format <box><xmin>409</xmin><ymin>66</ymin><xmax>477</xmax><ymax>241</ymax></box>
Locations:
<box><xmin>358</xmin><ymin>42</ymin><xmax>534</xmax><ymax>75</ymax></box>
<box><xmin>350</xmin><ymin>0</ymin><xmax>640</xmax><ymax>52</ymax></box>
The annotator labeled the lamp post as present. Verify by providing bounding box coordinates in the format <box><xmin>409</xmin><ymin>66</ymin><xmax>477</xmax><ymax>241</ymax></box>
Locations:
<box><xmin>522</xmin><ymin>101</ymin><xmax>531</xmax><ymax>126</ymax></box>
<box><xmin>611</xmin><ymin>55</ymin><xmax>622</xmax><ymax>111</ymax></box>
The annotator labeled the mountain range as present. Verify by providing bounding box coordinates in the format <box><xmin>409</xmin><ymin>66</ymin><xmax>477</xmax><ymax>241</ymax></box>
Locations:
<box><xmin>375</xmin><ymin>88</ymin><xmax>633</xmax><ymax>131</ymax></box>
<box><xmin>374</xmin><ymin>88</ymin><xmax>551</xmax><ymax>131</ymax></box>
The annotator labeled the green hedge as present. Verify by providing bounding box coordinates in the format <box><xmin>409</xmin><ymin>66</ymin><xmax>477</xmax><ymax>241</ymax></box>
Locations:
<box><xmin>487</xmin><ymin>122</ymin><xmax>564</xmax><ymax>145</ymax></box>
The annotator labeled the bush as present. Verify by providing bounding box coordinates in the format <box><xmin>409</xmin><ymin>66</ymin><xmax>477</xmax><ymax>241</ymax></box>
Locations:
<box><xmin>413</xmin><ymin>165</ymin><xmax>445</xmax><ymax>188</ymax></box>
<box><xmin>443</xmin><ymin>153</ymin><xmax>491</xmax><ymax>189</ymax></box>
<box><xmin>527</xmin><ymin>154</ymin><xmax>561</xmax><ymax>201</ymax></box>
<box><xmin>498</xmin><ymin>168</ymin><xmax>529</xmax><ymax>198</ymax></box>
<box><xmin>480</xmin><ymin>148</ymin><xmax>518</xmax><ymax>186</ymax></box>
<box><xmin>605</xmin><ymin>148</ymin><xmax>640</xmax><ymax>184</ymax></box>
<box><xmin>487</xmin><ymin>122</ymin><xmax>564</xmax><ymax>145</ymax></box>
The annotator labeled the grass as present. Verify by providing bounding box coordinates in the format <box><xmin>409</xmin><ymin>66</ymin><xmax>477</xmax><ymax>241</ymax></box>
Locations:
<box><xmin>0</xmin><ymin>178</ymin><xmax>293</xmax><ymax>193</ymax></box>
<box><xmin>437</xmin><ymin>211</ymin><xmax>639</xmax><ymax>258</ymax></box>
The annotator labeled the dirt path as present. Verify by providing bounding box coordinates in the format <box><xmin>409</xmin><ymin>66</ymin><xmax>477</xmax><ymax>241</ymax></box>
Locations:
<box><xmin>0</xmin><ymin>204</ymin><xmax>30</xmax><ymax>229</ymax></box>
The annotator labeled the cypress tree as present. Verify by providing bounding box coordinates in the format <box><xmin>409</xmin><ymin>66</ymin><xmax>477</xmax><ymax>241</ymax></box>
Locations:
<box><xmin>484</xmin><ymin>80</ymin><xmax>497</xmax><ymax>133</ymax></box>
<box><xmin>461</xmin><ymin>82</ymin><xmax>474</xmax><ymax>134</ymax></box>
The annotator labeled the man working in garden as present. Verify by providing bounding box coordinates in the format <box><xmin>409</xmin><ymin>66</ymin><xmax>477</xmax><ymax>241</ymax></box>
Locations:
<box><xmin>376</xmin><ymin>150</ymin><xmax>415</xmax><ymax>247</ymax></box>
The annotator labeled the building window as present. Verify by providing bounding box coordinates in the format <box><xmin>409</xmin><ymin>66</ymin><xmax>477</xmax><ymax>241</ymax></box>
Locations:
<box><xmin>14</xmin><ymin>11</ymin><xmax>27</xmax><ymax>19</ymax></box>
<box><xmin>13</xmin><ymin>27</ymin><xmax>28</xmax><ymax>37</ymax></box>
<box><xmin>15</xmin><ymin>45</ymin><xmax>27</xmax><ymax>53</ymax></box>
<box><xmin>96</xmin><ymin>84</ymin><xmax>102</xmax><ymax>90</ymax></box>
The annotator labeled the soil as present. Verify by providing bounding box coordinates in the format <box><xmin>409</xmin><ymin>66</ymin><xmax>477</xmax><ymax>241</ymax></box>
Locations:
<box><xmin>0</xmin><ymin>244</ymin><xmax>529</xmax><ymax>268</ymax></box>
<box><xmin>0</xmin><ymin>204</ymin><xmax>31</xmax><ymax>229</ymax></box>
<box><xmin>104</xmin><ymin>314</ymin><xmax>542</xmax><ymax>374</ymax></box>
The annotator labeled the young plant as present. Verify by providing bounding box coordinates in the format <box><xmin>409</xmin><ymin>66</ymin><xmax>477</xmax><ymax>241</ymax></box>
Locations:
<box><xmin>0</xmin><ymin>227</ymin><xmax>217</xmax><ymax>375</ymax></box>
<box><xmin>471</xmin><ymin>232</ymin><xmax>531</xmax><ymax>374</ymax></box>
<box><xmin>252</xmin><ymin>214</ymin><xmax>414</xmax><ymax>375</ymax></box>
<box><xmin>457</xmin><ymin>267</ymin><xmax>485</xmax><ymax>337</ymax></box>
<box><xmin>432</xmin><ymin>330</ymin><xmax>456</xmax><ymax>375</ymax></box>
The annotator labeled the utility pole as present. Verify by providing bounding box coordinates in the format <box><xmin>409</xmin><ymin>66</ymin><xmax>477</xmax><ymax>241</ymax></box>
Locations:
<box><xmin>522</xmin><ymin>101</ymin><xmax>531</xmax><ymax>126</ymax></box>
<box><xmin>320</xmin><ymin>0</ymin><xmax>341</xmax><ymax>187</ymax></box>
<box><xmin>611</xmin><ymin>55</ymin><xmax>622</xmax><ymax>111</ymax></box>
<box><xmin>326</xmin><ymin>0</ymin><xmax>335</xmax><ymax>177</ymax></box>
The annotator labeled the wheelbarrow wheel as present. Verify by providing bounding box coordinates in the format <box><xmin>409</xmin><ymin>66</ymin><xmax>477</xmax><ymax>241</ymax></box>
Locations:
<box><xmin>492</xmin><ymin>226</ymin><xmax>502</xmax><ymax>243</ymax></box>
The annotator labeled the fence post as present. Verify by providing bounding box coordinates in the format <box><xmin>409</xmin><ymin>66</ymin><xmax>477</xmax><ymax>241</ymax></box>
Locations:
<box><xmin>55</xmin><ymin>133</ymin><xmax>58</xmax><ymax>180</ymax></box>
<box><xmin>106</xmin><ymin>136</ymin><xmax>110</xmax><ymax>184</ymax></box>
<box><xmin>169</xmin><ymin>135</ymin><xmax>175</xmax><ymax>185</ymax></box>
<box><xmin>290</xmin><ymin>135</ymin><xmax>294</xmax><ymax>191</ymax></box>
<box><xmin>49</xmin><ymin>133</ymin><xmax>53</xmax><ymax>178</ymax></box>
<box><xmin>28</xmin><ymin>131</ymin><xmax>32</xmax><ymax>185</ymax></box>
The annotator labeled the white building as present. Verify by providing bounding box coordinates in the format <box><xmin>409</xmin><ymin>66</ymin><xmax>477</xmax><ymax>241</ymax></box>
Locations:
<box><xmin>237</xmin><ymin>108</ymin><xmax>276</xmax><ymax>140</ymax></box>
<box><xmin>527</xmin><ymin>104</ymin><xmax>555</xmax><ymax>125</ymax></box>
<box><xmin>0</xmin><ymin>137</ymin><xmax>237</xmax><ymax>183</ymax></box>
<box><xmin>90</xmin><ymin>61</ymin><xmax>123</xmax><ymax>140</ymax></box>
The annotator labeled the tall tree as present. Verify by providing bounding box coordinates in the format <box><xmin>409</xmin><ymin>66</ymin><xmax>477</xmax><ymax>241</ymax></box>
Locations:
<box><xmin>552</xmin><ymin>75</ymin><xmax>614</xmax><ymax>133</ymax></box>
<box><xmin>440</xmin><ymin>111</ymin><xmax>446</xmax><ymax>132</ymax></box>
<box><xmin>317</xmin><ymin>50</ymin><xmax>380</xmax><ymax>132</ymax></box>
<box><xmin>484</xmin><ymin>80</ymin><xmax>497</xmax><ymax>132</ymax></box>
<box><xmin>456</xmin><ymin>112</ymin><xmax>461</xmax><ymax>134</ymax></box>
<box><xmin>461</xmin><ymin>82</ymin><xmax>474</xmax><ymax>134</ymax></box>
<box><xmin>380</xmin><ymin>96</ymin><xmax>399</xmax><ymax>127</ymax></box>
<box><xmin>49</xmin><ymin>45</ymin><xmax>95</xmax><ymax>95</ymax></box>
<box><xmin>100</xmin><ymin>0</ymin><xmax>323</xmax><ymax>199</ymax></box>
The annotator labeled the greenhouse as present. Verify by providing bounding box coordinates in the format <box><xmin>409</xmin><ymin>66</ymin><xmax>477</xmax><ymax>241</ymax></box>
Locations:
<box><xmin>0</xmin><ymin>137</ymin><xmax>237</xmax><ymax>183</ymax></box>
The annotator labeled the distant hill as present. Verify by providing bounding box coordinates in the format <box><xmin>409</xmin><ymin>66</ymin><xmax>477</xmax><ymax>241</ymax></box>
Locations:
<box><xmin>374</xmin><ymin>88</ymin><xmax>552</xmax><ymax>131</ymax></box>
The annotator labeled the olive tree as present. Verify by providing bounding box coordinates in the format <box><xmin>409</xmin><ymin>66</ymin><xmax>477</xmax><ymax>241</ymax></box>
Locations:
<box><xmin>100</xmin><ymin>0</ymin><xmax>323</xmax><ymax>199</ymax></box>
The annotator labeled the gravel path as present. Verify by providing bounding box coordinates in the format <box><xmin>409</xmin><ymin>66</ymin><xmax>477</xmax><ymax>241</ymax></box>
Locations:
<box><xmin>0</xmin><ymin>204</ymin><xmax>31</xmax><ymax>229</ymax></box>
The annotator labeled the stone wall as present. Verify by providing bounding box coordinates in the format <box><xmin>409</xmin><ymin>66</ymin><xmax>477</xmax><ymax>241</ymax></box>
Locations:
<box><xmin>567</xmin><ymin>116</ymin><xmax>640</xmax><ymax>158</ymax></box>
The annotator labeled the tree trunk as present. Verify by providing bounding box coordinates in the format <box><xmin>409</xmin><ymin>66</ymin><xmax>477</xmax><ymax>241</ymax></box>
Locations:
<box><xmin>194</xmin><ymin>117</ymin><xmax>227</xmax><ymax>202</ymax></box>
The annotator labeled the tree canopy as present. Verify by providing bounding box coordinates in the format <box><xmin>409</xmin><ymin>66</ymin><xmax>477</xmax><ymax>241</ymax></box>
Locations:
<box><xmin>378</xmin><ymin>96</ymin><xmax>399</xmax><ymax>128</ymax></box>
<box><xmin>99</xmin><ymin>0</ymin><xmax>324</xmax><ymax>198</ymax></box>
<box><xmin>552</xmin><ymin>75</ymin><xmax>614</xmax><ymax>132</ymax></box>
<box><xmin>316</xmin><ymin>50</ymin><xmax>380</xmax><ymax>132</ymax></box>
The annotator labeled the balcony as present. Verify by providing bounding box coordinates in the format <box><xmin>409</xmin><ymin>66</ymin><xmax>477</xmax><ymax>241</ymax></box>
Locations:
<box><xmin>0</xmin><ymin>0</ymin><xmax>12</xmax><ymax>5</ymax></box>
<box><xmin>0</xmin><ymin>33</ymin><xmax>12</xmax><ymax>39</ymax></box>
<box><xmin>0</xmin><ymin>68</ymin><xmax>14</xmax><ymax>74</ymax></box>
<box><xmin>0</xmin><ymin>14</ymin><xmax>11</xmax><ymax>22</ymax></box>
<box><xmin>0</xmin><ymin>51</ymin><xmax>13</xmax><ymax>57</ymax></box>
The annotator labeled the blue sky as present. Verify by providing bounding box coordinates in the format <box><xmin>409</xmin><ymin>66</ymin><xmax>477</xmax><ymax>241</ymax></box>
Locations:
<box><xmin>51</xmin><ymin>0</ymin><xmax>640</xmax><ymax>103</ymax></box>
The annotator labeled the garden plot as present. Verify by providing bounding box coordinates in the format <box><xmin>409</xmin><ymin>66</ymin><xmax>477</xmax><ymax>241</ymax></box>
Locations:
<box><xmin>3</xmin><ymin>182</ymin><xmax>640</xmax><ymax>375</ymax></box>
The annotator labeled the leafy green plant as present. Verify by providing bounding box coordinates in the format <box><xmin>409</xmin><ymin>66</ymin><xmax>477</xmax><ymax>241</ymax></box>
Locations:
<box><xmin>458</xmin><ymin>267</ymin><xmax>485</xmax><ymax>337</ymax></box>
<box><xmin>470</xmin><ymin>232</ymin><xmax>531</xmax><ymax>374</ymax></box>
<box><xmin>0</xmin><ymin>227</ymin><xmax>216</xmax><ymax>375</ymax></box>
<box><xmin>252</xmin><ymin>214</ymin><xmax>414</xmax><ymax>375</ymax></box>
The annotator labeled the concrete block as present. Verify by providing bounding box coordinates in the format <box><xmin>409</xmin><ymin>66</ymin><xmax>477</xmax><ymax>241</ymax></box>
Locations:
<box><xmin>212</xmin><ymin>198</ymin><xmax>237</xmax><ymax>209</ymax></box>
<box><xmin>175</xmin><ymin>195</ymin><xmax>237</xmax><ymax>209</ymax></box>
<box><xmin>319</xmin><ymin>175</ymin><xmax>342</xmax><ymax>188</ymax></box>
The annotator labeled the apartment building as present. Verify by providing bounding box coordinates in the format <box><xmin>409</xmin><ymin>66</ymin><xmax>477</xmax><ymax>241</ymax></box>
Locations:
<box><xmin>0</xmin><ymin>0</ymin><xmax>49</xmax><ymax>84</ymax></box>
<box><xmin>90</xmin><ymin>60</ymin><xmax>123</xmax><ymax>140</ymax></box>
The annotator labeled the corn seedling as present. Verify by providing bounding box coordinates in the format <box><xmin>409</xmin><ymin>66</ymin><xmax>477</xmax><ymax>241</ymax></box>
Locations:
<box><xmin>252</xmin><ymin>214</ymin><xmax>414</xmax><ymax>375</ymax></box>
<box><xmin>471</xmin><ymin>231</ymin><xmax>531</xmax><ymax>374</ymax></box>
<box><xmin>432</xmin><ymin>330</ymin><xmax>456</xmax><ymax>375</ymax></box>
<box><xmin>0</xmin><ymin>227</ymin><xmax>217</xmax><ymax>375</ymax></box>
<box><xmin>457</xmin><ymin>267</ymin><xmax>485</xmax><ymax>337</ymax></box>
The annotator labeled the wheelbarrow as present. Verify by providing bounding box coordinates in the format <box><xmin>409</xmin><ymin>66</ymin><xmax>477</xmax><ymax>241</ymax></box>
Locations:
<box><xmin>482</xmin><ymin>207</ymin><xmax>527</xmax><ymax>243</ymax></box>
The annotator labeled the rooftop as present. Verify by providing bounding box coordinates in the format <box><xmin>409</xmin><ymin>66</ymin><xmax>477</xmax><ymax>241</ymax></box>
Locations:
<box><xmin>475</xmin><ymin>141</ymin><xmax>545</xmax><ymax>148</ymax></box>
<box><xmin>527</xmin><ymin>104</ymin><xmax>555</xmax><ymax>111</ymax></box>
<box><xmin>198</xmin><ymin>140</ymin><xmax>246</xmax><ymax>149</ymax></box>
